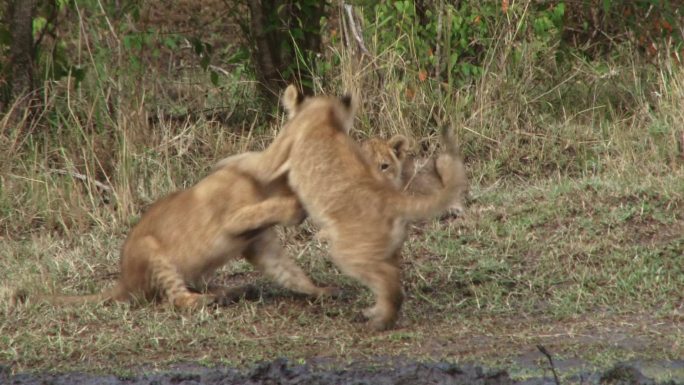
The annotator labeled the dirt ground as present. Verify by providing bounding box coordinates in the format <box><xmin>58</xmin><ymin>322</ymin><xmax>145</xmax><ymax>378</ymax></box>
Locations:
<box><xmin>4</xmin><ymin>358</ymin><xmax>683</xmax><ymax>385</ymax></box>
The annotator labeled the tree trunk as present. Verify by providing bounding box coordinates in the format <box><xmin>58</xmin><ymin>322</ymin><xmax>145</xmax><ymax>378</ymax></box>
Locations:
<box><xmin>9</xmin><ymin>0</ymin><xmax>38</xmax><ymax>102</ymax></box>
<box><xmin>248</xmin><ymin>0</ymin><xmax>325</xmax><ymax>104</ymax></box>
<box><xmin>248</xmin><ymin>0</ymin><xmax>284</xmax><ymax>103</ymax></box>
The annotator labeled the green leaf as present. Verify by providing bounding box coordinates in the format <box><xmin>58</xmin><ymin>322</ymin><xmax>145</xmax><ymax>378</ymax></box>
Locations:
<box><xmin>292</xmin><ymin>28</ymin><xmax>304</xmax><ymax>39</ymax></box>
<box><xmin>56</xmin><ymin>0</ymin><xmax>69</xmax><ymax>10</ymax></box>
<box><xmin>602</xmin><ymin>0</ymin><xmax>611</xmax><ymax>14</ymax></box>
<box><xmin>552</xmin><ymin>3</ymin><xmax>565</xmax><ymax>26</ymax></box>
<box><xmin>449</xmin><ymin>52</ymin><xmax>459</xmax><ymax>69</ymax></box>
<box><xmin>395</xmin><ymin>1</ymin><xmax>404</xmax><ymax>13</ymax></box>
<box><xmin>0</xmin><ymin>27</ymin><xmax>11</xmax><ymax>46</ymax></box>
<box><xmin>129</xmin><ymin>57</ymin><xmax>141</xmax><ymax>71</ymax></box>
<box><xmin>595</xmin><ymin>63</ymin><xmax>610</xmax><ymax>75</ymax></box>
<box><xmin>226</xmin><ymin>48</ymin><xmax>249</xmax><ymax>64</ymax></box>
<box><xmin>377</xmin><ymin>16</ymin><xmax>394</xmax><ymax>29</ymax></box>
<box><xmin>210</xmin><ymin>70</ymin><xmax>219</xmax><ymax>86</ymax></box>
<box><xmin>32</xmin><ymin>17</ymin><xmax>47</xmax><ymax>38</ymax></box>
<box><xmin>300</xmin><ymin>77</ymin><xmax>314</xmax><ymax>90</ymax></box>
<box><xmin>123</xmin><ymin>35</ymin><xmax>142</xmax><ymax>51</ymax></box>
<box><xmin>163</xmin><ymin>36</ymin><xmax>178</xmax><ymax>50</ymax></box>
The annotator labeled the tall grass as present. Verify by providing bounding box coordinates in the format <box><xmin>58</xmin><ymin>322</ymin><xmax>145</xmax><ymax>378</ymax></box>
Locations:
<box><xmin>0</xmin><ymin>4</ymin><xmax>266</xmax><ymax>237</ymax></box>
<box><xmin>1</xmin><ymin>2</ymin><xmax>681</xmax><ymax>238</ymax></box>
<box><xmin>320</xmin><ymin>5</ymin><xmax>683</xmax><ymax>185</ymax></box>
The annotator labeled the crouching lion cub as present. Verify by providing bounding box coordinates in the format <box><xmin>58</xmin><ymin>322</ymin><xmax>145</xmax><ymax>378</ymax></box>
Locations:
<box><xmin>223</xmin><ymin>85</ymin><xmax>464</xmax><ymax>331</ymax></box>
<box><xmin>12</xmin><ymin>153</ymin><xmax>335</xmax><ymax>309</ymax></box>
<box><xmin>360</xmin><ymin>135</ymin><xmax>468</xmax><ymax>217</ymax></box>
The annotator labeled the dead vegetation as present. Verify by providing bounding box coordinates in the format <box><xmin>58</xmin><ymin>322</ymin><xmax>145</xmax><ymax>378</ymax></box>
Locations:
<box><xmin>0</xmin><ymin>0</ymin><xmax>682</xmax><ymax>379</ymax></box>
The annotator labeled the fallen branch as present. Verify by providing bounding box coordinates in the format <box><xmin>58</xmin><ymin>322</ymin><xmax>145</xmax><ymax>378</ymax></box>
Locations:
<box><xmin>50</xmin><ymin>169</ymin><xmax>112</xmax><ymax>192</ymax></box>
<box><xmin>537</xmin><ymin>345</ymin><xmax>561</xmax><ymax>385</ymax></box>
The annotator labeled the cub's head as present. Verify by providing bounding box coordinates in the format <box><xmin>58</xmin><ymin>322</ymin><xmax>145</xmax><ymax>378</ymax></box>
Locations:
<box><xmin>281</xmin><ymin>84</ymin><xmax>355</xmax><ymax>133</ymax></box>
<box><xmin>360</xmin><ymin>134</ymin><xmax>411</xmax><ymax>189</ymax></box>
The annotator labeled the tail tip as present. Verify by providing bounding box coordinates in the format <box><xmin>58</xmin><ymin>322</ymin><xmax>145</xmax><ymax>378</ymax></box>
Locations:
<box><xmin>440</xmin><ymin>125</ymin><xmax>459</xmax><ymax>154</ymax></box>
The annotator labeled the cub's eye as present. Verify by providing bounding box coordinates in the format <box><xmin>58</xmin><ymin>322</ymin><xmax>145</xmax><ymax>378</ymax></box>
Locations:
<box><xmin>380</xmin><ymin>163</ymin><xmax>390</xmax><ymax>171</ymax></box>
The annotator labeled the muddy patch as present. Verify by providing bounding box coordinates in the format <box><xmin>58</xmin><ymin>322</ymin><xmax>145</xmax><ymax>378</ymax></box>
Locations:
<box><xmin>4</xmin><ymin>358</ymin><xmax>683</xmax><ymax>385</ymax></box>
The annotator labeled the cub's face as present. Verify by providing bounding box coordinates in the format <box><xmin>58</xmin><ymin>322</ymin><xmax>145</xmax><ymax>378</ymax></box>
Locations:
<box><xmin>360</xmin><ymin>135</ymin><xmax>410</xmax><ymax>189</ymax></box>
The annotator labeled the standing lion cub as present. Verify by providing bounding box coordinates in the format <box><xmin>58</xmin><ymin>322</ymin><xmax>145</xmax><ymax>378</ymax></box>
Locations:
<box><xmin>13</xmin><ymin>140</ymin><xmax>334</xmax><ymax>309</ymax></box>
<box><xmin>360</xmin><ymin>135</ymin><xmax>468</xmax><ymax>217</ymax></box>
<box><xmin>224</xmin><ymin>85</ymin><xmax>464</xmax><ymax>330</ymax></box>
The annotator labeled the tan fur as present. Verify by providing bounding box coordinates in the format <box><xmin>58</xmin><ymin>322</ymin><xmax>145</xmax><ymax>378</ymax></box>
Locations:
<box><xmin>359</xmin><ymin>135</ymin><xmax>411</xmax><ymax>189</ymax></box>
<box><xmin>361</xmin><ymin>135</ymin><xmax>468</xmax><ymax>217</ymax></box>
<box><xmin>14</xmin><ymin>153</ymin><xmax>335</xmax><ymax>309</ymax></box>
<box><xmin>225</xmin><ymin>85</ymin><xmax>464</xmax><ymax>330</ymax></box>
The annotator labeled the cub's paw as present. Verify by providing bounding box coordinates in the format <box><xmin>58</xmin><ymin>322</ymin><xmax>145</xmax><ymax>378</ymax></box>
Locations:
<box><xmin>440</xmin><ymin>203</ymin><xmax>465</xmax><ymax>220</ymax></box>
<box><xmin>283</xmin><ymin>199</ymin><xmax>308</xmax><ymax>226</ymax></box>
<box><xmin>172</xmin><ymin>293</ymin><xmax>217</xmax><ymax>310</ymax></box>
<box><xmin>314</xmin><ymin>286</ymin><xmax>342</xmax><ymax>298</ymax></box>
<box><xmin>361</xmin><ymin>306</ymin><xmax>398</xmax><ymax>331</ymax></box>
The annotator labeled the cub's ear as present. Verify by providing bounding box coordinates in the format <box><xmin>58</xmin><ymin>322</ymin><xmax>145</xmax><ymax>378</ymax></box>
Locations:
<box><xmin>334</xmin><ymin>92</ymin><xmax>356</xmax><ymax>134</ymax></box>
<box><xmin>282</xmin><ymin>84</ymin><xmax>304</xmax><ymax>119</ymax></box>
<box><xmin>388</xmin><ymin>135</ymin><xmax>410</xmax><ymax>160</ymax></box>
<box><xmin>340</xmin><ymin>94</ymin><xmax>352</xmax><ymax>109</ymax></box>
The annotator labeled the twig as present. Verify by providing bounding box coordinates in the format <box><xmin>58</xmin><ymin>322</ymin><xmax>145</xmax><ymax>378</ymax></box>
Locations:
<box><xmin>209</xmin><ymin>64</ymin><xmax>232</xmax><ymax>77</ymax></box>
<box><xmin>50</xmin><ymin>169</ymin><xmax>112</xmax><ymax>192</ymax></box>
<box><xmin>343</xmin><ymin>3</ymin><xmax>370</xmax><ymax>56</ymax></box>
<box><xmin>537</xmin><ymin>345</ymin><xmax>561</xmax><ymax>385</ymax></box>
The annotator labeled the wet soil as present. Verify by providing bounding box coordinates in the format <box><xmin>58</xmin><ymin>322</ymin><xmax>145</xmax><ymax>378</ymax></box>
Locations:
<box><xmin>3</xmin><ymin>358</ymin><xmax>682</xmax><ymax>385</ymax></box>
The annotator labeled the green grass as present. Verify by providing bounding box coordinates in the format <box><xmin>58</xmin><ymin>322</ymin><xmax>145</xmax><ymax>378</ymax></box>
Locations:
<box><xmin>1</xmin><ymin>167</ymin><xmax>681</xmax><ymax>373</ymax></box>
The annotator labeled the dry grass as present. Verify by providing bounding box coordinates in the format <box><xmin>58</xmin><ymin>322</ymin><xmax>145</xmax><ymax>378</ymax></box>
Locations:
<box><xmin>0</xmin><ymin>1</ymin><xmax>683</xmax><ymax>377</ymax></box>
<box><xmin>1</xmin><ymin>171</ymin><xmax>681</xmax><ymax>374</ymax></box>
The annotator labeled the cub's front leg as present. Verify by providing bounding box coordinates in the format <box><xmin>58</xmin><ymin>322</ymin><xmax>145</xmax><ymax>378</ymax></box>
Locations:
<box><xmin>222</xmin><ymin>196</ymin><xmax>306</xmax><ymax>236</ymax></box>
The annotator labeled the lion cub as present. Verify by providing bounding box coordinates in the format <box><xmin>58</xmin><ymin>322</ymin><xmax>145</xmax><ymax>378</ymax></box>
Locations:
<box><xmin>225</xmin><ymin>85</ymin><xmax>464</xmax><ymax>330</ymax></box>
<box><xmin>359</xmin><ymin>135</ymin><xmax>411</xmax><ymax>189</ymax></box>
<box><xmin>14</xmin><ymin>153</ymin><xmax>334</xmax><ymax>309</ymax></box>
<box><xmin>361</xmin><ymin>135</ymin><xmax>468</xmax><ymax>217</ymax></box>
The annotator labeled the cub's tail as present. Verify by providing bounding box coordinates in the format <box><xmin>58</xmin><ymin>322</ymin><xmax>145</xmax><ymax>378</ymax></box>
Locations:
<box><xmin>10</xmin><ymin>283</ymin><xmax>128</xmax><ymax>308</ymax></box>
<box><xmin>390</xmin><ymin>126</ymin><xmax>467</xmax><ymax>221</ymax></box>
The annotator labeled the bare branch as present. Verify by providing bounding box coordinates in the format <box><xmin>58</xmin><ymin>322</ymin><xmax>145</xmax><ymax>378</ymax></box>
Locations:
<box><xmin>343</xmin><ymin>3</ymin><xmax>370</xmax><ymax>56</ymax></box>
<box><xmin>50</xmin><ymin>169</ymin><xmax>113</xmax><ymax>193</ymax></box>
<box><xmin>537</xmin><ymin>345</ymin><xmax>561</xmax><ymax>385</ymax></box>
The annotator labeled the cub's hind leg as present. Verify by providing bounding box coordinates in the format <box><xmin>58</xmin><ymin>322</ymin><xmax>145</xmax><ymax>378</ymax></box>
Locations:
<box><xmin>244</xmin><ymin>230</ymin><xmax>337</xmax><ymax>298</ymax></box>
<box><xmin>329</xmin><ymin>242</ymin><xmax>404</xmax><ymax>331</ymax></box>
<box><xmin>144</xmin><ymin>243</ymin><xmax>216</xmax><ymax>309</ymax></box>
